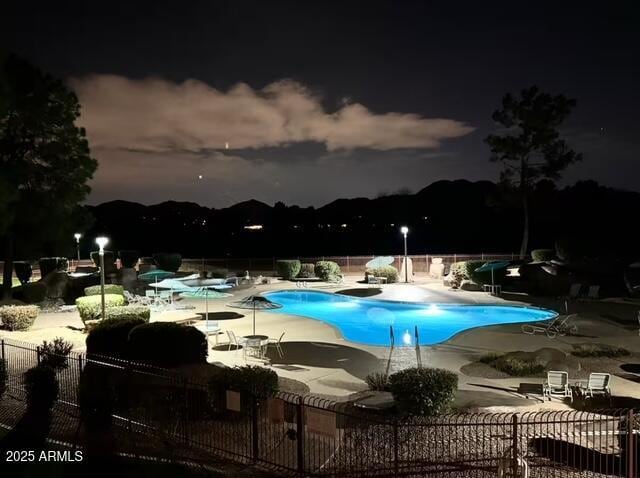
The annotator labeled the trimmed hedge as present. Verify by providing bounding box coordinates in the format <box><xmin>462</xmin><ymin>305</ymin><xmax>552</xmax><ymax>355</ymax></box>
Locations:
<box><xmin>209</xmin><ymin>365</ymin><xmax>279</xmax><ymax>409</ymax></box>
<box><xmin>84</xmin><ymin>284</ymin><xmax>124</xmax><ymax>296</ymax></box>
<box><xmin>105</xmin><ymin>305</ymin><xmax>150</xmax><ymax>322</ymax></box>
<box><xmin>39</xmin><ymin>257</ymin><xmax>68</xmax><ymax>278</ymax></box>
<box><xmin>297</xmin><ymin>263</ymin><xmax>315</xmax><ymax>279</ymax></box>
<box><xmin>75</xmin><ymin>294</ymin><xmax>125</xmax><ymax>323</ymax></box>
<box><xmin>14</xmin><ymin>261</ymin><xmax>33</xmax><ymax>284</ymax></box>
<box><xmin>152</xmin><ymin>253</ymin><xmax>182</xmax><ymax>272</ymax></box>
<box><xmin>118</xmin><ymin>250</ymin><xmax>140</xmax><ymax>268</ymax></box>
<box><xmin>366</xmin><ymin>265</ymin><xmax>399</xmax><ymax>283</ymax></box>
<box><xmin>314</xmin><ymin>261</ymin><xmax>341</xmax><ymax>282</ymax></box>
<box><xmin>479</xmin><ymin>353</ymin><xmax>545</xmax><ymax>376</ymax></box>
<box><xmin>276</xmin><ymin>260</ymin><xmax>301</xmax><ymax>280</ymax></box>
<box><xmin>127</xmin><ymin>323</ymin><xmax>207</xmax><ymax>367</ymax></box>
<box><xmin>0</xmin><ymin>305</ymin><xmax>39</xmax><ymax>330</ymax></box>
<box><xmin>24</xmin><ymin>365</ymin><xmax>59</xmax><ymax>411</ymax></box>
<box><xmin>39</xmin><ymin>337</ymin><xmax>73</xmax><ymax>370</ymax></box>
<box><xmin>86</xmin><ymin>317</ymin><xmax>147</xmax><ymax>358</ymax></box>
<box><xmin>389</xmin><ymin>367</ymin><xmax>458</xmax><ymax>416</ymax></box>
<box><xmin>531</xmin><ymin>249</ymin><xmax>555</xmax><ymax>262</ymax></box>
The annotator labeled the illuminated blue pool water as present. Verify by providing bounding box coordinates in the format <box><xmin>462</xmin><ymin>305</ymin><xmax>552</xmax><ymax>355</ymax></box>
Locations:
<box><xmin>263</xmin><ymin>290</ymin><xmax>557</xmax><ymax>346</ymax></box>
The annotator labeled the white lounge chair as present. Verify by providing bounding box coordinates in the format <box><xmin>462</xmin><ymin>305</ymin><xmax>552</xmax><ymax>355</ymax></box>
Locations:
<box><xmin>266</xmin><ymin>332</ymin><xmax>285</xmax><ymax>358</ymax></box>
<box><xmin>543</xmin><ymin>371</ymin><xmax>573</xmax><ymax>402</ymax></box>
<box><xmin>578</xmin><ymin>373</ymin><xmax>611</xmax><ymax>399</ymax></box>
<box><xmin>124</xmin><ymin>290</ymin><xmax>153</xmax><ymax>306</ymax></box>
<box><xmin>521</xmin><ymin>314</ymin><xmax>578</xmax><ymax>338</ymax></box>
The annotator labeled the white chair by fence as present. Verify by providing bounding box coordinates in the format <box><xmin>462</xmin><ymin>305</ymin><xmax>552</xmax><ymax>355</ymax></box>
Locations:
<box><xmin>543</xmin><ymin>371</ymin><xmax>573</xmax><ymax>402</ymax></box>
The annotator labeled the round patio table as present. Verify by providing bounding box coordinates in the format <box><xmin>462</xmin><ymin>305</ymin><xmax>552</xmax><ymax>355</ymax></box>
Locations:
<box><xmin>243</xmin><ymin>335</ymin><xmax>269</xmax><ymax>359</ymax></box>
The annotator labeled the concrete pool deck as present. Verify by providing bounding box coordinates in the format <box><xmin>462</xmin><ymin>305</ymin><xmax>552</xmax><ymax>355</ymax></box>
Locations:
<box><xmin>3</xmin><ymin>274</ymin><xmax>640</xmax><ymax>411</ymax></box>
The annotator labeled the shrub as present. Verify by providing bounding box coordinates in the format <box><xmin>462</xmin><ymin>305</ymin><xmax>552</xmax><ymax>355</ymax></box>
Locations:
<box><xmin>105</xmin><ymin>305</ymin><xmax>150</xmax><ymax>322</ymax></box>
<box><xmin>12</xmin><ymin>282</ymin><xmax>47</xmax><ymax>304</ymax></box>
<box><xmin>388</xmin><ymin>367</ymin><xmax>457</xmax><ymax>416</ymax></box>
<box><xmin>315</xmin><ymin>261</ymin><xmax>342</xmax><ymax>282</ymax></box>
<box><xmin>571</xmin><ymin>343</ymin><xmax>630</xmax><ymax>358</ymax></box>
<box><xmin>207</xmin><ymin>266</ymin><xmax>229</xmax><ymax>278</ymax></box>
<box><xmin>24</xmin><ymin>365</ymin><xmax>59</xmax><ymax>411</ymax></box>
<box><xmin>0</xmin><ymin>359</ymin><xmax>7</xmax><ymax>399</ymax></box>
<box><xmin>90</xmin><ymin>251</ymin><xmax>117</xmax><ymax>274</ymax></box>
<box><xmin>0</xmin><ymin>305</ymin><xmax>39</xmax><ymax>330</ymax></box>
<box><xmin>38</xmin><ymin>257</ymin><xmax>68</xmax><ymax>278</ymax></box>
<box><xmin>152</xmin><ymin>253</ymin><xmax>182</xmax><ymax>272</ymax></box>
<box><xmin>39</xmin><ymin>338</ymin><xmax>73</xmax><ymax>370</ymax></box>
<box><xmin>297</xmin><ymin>263</ymin><xmax>316</xmax><ymax>279</ymax></box>
<box><xmin>14</xmin><ymin>261</ymin><xmax>33</xmax><ymax>284</ymax></box>
<box><xmin>531</xmin><ymin>249</ymin><xmax>555</xmax><ymax>262</ymax></box>
<box><xmin>209</xmin><ymin>365</ymin><xmax>279</xmax><ymax>405</ymax></box>
<box><xmin>84</xmin><ymin>284</ymin><xmax>124</xmax><ymax>296</ymax></box>
<box><xmin>118</xmin><ymin>250</ymin><xmax>140</xmax><ymax>268</ymax></box>
<box><xmin>365</xmin><ymin>372</ymin><xmax>390</xmax><ymax>391</ymax></box>
<box><xmin>366</xmin><ymin>266</ymin><xmax>399</xmax><ymax>283</ymax></box>
<box><xmin>479</xmin><ymin>353</ymin><xmax>545</xmax><ymax>376</ymax></box>
<box><xmin>448</xmin><ymin>262</ymin><xmax>467</xmax><ymax>288</ymax></box>
<box><xmin>127</xmin><ymin>323</ymin><xmax>207</xmax><ymax>367</ymax></box>
<box><xmin>276</xmin><ymin>260</ymin><xmax>301</xmax><ymax>280</ymax></box>
<box><xmin>75</xmin><ymin>294</ymin><xmax>125</xmax><ymax>323</ymax></box>
<box><xmin>86</xmin><ymin>317</ymin><xmax>147</xmax><ymax>358</ymax></box>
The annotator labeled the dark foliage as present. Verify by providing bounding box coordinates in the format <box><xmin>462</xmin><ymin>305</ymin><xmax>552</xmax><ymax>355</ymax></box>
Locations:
<box><xmin>86</xmin><ymin>317</ymin><xmax>147</xmax><ymax>358</ymax></box>
<box><xmin>388</xmin><ymin>367</ymin><xmax>457</xmax><ymax>416</ymax></box>
<box><xmin>208</xmin><ymin>365</ymin><xmax>279</xmax><ymax>411</ymax></box>
<box><xmin>39</xmin><ymin>337</ymin><xmax>73</xmax><ymax>370</ymax></box>
<box><xmin>297</xmin><ymin>262</ymin><xmax>316</xmax><ymax>278</ymax></box>
<box><xmin>127</xmin><ymin>322</ymin><xmax>207</xmax><ymax>367</ymax></box>
<box><xmin>152</xmin><ymin>252</ymin><xmax>182</xmax><ymax>272</ymax></box>
<box><xmin>24</xmin><ymin>365</ymin><xmax>59</xmax><ymax>411</ymax></box>
<box><xmin>90</xmin><ymin>250</ymin><xmax>117</xmax><ymax>274</ymax></box>
<box><xmin>13</xmin><ymin>261</ymin><xmax>33</xmax><ymax>284</ymax></box>
<box><xmin>532</xmin><ymin>249</ymin><xmax>555</xmax><ymax>262</ymax></box>
<box><xmin>38</xmin><ymin>257</ymin><xmax>69</xmax><ymax>278</ymax></box>
<box><xmin>276</xmin><ymin>259</ymin><xmax>301</xmax><ymax>280</ymax></box>
<box><xmin>12</xmin><ymin>281</ymin><xmax>46</xmax><ymax>303</ymax></box>
<box><xmin>118</xmin><ymin>250</ymin><xmax>140</xmax><ymax>268</ymax></box>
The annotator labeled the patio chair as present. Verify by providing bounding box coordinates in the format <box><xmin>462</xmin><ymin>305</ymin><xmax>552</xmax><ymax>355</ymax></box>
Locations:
<box><xmin>521</xmin><ymin>314</ymin><xmax>578</xmax><ymax>338</ymax></box>
<box><xmin>586</xmin><ymin>285</ymin><xmax>600</xmax><ymax>300</ymax></box>
<box><xmin>568</xmin><ymin>283</ymin><xmax>582</xmax><ymax>299</ymax></box>
<box><xmin>124</xmin><ymin>290</ymin><xmax>153</xmax><ymax>306</ymax></box>
<box><xmin>226</xmin><ymin>330</ymin><xmax>247</xmax><ymax>353</ymax></box>
<box><xmin>578</xmin><ymin>373</ymin><xmax>611</xmax><ymax>399</ymax></box>
<box><xmin>266</xmin><ymin>332</ymin><xmax>285</xmax><ymax>358</ymax></box>
<box><xmin>543</xmin><ymin>371</ymin><xmax>573</xmax><ymax>402</ymax></box>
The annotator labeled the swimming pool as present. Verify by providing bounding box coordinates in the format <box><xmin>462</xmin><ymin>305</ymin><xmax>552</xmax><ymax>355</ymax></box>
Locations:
<box><xmin>263</xmin><ymin>290</ymin><xmax>557</xmax><ymax>346</ymax></box>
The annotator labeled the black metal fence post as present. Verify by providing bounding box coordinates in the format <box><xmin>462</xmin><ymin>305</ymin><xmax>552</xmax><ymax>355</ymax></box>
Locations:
<box><xmin>296</xmin><ymin>396</ymin><xmax>305</xmax><ymax>474</ymax></box>
<box><xmin>36</xmin><ymin>345</ymin><xmax>41</xmax><ymax>365</ymax></box>
<box><xmin>393</xmin><ymin>419</ymin><xmax>399</xmax><ymax>476</ymax></box>
<box><xmin>1</xmin><ymin>339</ymin><xmax>5</xmax><ymax>362</ymax></box>
<box><xmin>251</xmin><ymin>398</ymin><xmax>259</xmax><ymax>462</ymax></box>
<box><xmin>628</xmin><ymin>409</ymin><xmax>635</xmax><ymax>478</ymax></box>
<box><xmin>512</xmin><ymin>414</ymin><xmax>518</xmax><ymax>477</ymax></box>
<box><xmin>77</xmin><ymin>355</ymin><xmax>83</xmax><ymax>388</ymax></box>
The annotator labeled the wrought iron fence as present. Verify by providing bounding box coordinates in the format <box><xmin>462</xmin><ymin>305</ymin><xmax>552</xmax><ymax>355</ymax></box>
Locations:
<box><xmin>0</xmin><ymin>338</ymin><xmax>637</xmax><ymax>477</ymax></box>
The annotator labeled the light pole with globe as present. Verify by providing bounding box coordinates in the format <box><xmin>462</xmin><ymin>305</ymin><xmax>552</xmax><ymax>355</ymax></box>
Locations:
<box><xmin>95</xmin><ymin>236</ymin><xmax>109</xmax><ymax>320</ymax></box>
<box><xmin>74</xmin><ymin>233</ymin><xmax>82</xmax><ymax>263</ymax></box>
<box><xmin>400</xmin><ymin>226</ymin><xmax>409</xmax><ymax>283</ymax></box>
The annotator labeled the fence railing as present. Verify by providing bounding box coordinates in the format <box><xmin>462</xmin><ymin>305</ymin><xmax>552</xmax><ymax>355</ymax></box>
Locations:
<box><xmin>0</xmin><ymin>338</ymin><xmax>637</xmax><ymax>476</ymax></box>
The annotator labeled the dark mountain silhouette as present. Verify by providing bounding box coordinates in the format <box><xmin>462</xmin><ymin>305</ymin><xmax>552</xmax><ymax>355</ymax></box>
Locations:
<box><xmin>83</xmin><ymin>180</ymin><xmax>640</xmax><ymax>259</ymax></box>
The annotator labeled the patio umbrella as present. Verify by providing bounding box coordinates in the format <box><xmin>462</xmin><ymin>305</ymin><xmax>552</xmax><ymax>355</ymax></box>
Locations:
<box><xmin>138</xmin><ymin>269</ymin><xmax>175</xmax><ymax>294</ymax></box>
<box><xmin>365</xmin><ymin>256</ymin><xmax>395</xmax><ymax>269</ymax></box>
<box><xmin>227</xmin><ymin>295</ymin><xmax>282</xmax><ymax>335</ymax></box>
<box><xmin>473</xmin><ymin>260</ymin><xmax>511</xmax><ymax>290</ymax></box>
<box><xmin>179</xmin><ymin>288</ymin><xmax>233</xmax><ymax>345</ymax></box>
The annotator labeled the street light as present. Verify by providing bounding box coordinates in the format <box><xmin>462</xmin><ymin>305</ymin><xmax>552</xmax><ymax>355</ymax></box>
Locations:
<box><xmin>74</xmin><ymin>233</ymin><xmax>82</xmax><ymax>262</ymax></box>
<box><xmin>95</xmin><ymin>236</ymin><xmax>109</xmax><ymax>320</ymax></box>
<box><xmin>400</xmin><ymin>226</ymin><xmax>409</xmax><ymax>283</ymax></box>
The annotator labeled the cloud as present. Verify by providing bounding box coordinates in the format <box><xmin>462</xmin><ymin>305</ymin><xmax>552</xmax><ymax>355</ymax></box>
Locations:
<box><xmin>70</xmin><ymin>75</ymin><xmax>474</xmax><ymax>153</ymax></box>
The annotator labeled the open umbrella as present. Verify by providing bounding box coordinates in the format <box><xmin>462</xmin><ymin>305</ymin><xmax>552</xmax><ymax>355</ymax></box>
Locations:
<box><xmin>365</xmin><ymin>256</ymin><xmax>395</xmax><ymax>269</ymax></box>
<box><xmin>473</xmin><ymin>260</ymin><xmax>511</xmax><ymax>291</ymax></box>
<box><xmin>228</xmin><ymin>295</ymin><xmax>282</xmax><ymax>335</ymax></box>
<box><xmin>179</xmin><ymin>288</ymin><xmax>233</xmax><ymax>345</ymax></box>
<box><xmin>139</xmin><ymin>269</ymin><xmax>175</xmax><ymax>294</ymax></box>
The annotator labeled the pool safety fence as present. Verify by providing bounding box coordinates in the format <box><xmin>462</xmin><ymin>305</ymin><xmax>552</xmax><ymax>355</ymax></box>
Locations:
<box><xmin>1</xmin><ymin>337</ymin><xmax>637</xmax><ymax>477</ymax></box>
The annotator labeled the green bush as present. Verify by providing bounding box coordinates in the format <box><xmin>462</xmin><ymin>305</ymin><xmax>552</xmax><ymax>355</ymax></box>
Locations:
<box><xmin>118</xmin><ymin>250</ymin><xmax>140</xmax><ymax>268</ymax></box>
<box><xmin>105</xmin><ymin>305</ymin><xmax>151</xmax><ymax>322</ymax></box>
<box><xmin>24</xmin><ymin>365</ymin><xmax>59</xmax><ymax>411</ymax></box>
<box><xmin>276</xmin><ymin>260</ymin><xmax>301</xmax><ymax>280</ymax></box>
<box><xmin>38</xmin><ymin>257</ymin><xmax>69</xmax><ymax>278</ymax></box>
<box><xmin>90</xmin><ymin>251</ymin><xmax>117</xmax><ymax>275</ymax></box>
<box><xmin>365</xmin><ymin>372</ymin><xmax>390</xmax><ymax>391</ymax></box>
<box><xmin>13</xmin><ymin>261</ymin><xmax>33</xmax><ymax>284</ymax></box>
<box><xmin>366</xmin><ymin>265</ymin><xmax>399</xmax><ymax>283</ymax></box>
<box><xmin>40</xmin><ymin>337</ymin><xmax>73</xmax><ymax>370</ymax></box>
<box><xmin>571</xmin><ymin>343</ymin><xmax>630</xmax><ymax>358</ymax></box>
<box><xmin>314</xmin><ymin>261</ymin><xmax>342</xmax><ymax>282</ymax></box>
<box><xmin>388</xmin><ymin>367</ymin><xmax>457</xmax><ymax>416</ymax></box>
<box><xmin>127</xmin><ymin>323</ymin><xmax>207</xmax><ymax>367</ymax></box>
<box><xmin>12</xmin><ymin>282</ymin><xmax>46</xmax><ymax>304</ymax></box>
<box><xmin>297</xmin><ymin>263</ymin><xmax>315</xmax><ymax>279</ymax></box>
<box><xmin>448</xmin><ymin>262</ymin><xmax>467</xmax><ymax>288</ymax></box>
<box><xmin>531</xmin><ymin>249</ymin><xmax>555</xmax><ymax>262</ymax></box>
<box><xmin>86</xmin><ymin>317</ymin><xmax>147</xmax><ymax>358</ymax></box>
<box><xmin>479</xmin><ymin>353</ymin><xmax>545</xmax><ymax>376</ymax></box>
<box><xmin>207</xmin><ymin>266</ymin><xmax>229</xmax><ymax>278</ymax></box>
<box><xmin>84</xmin><ymin>284</ymin><xmax>124</xmax><ymax>296</ymax></box>
<box><xmin>0</xmin><ymin>359</ymin><xmax>7</xmax><ymax>399</ymax></box>
<box><xmin>209</xmin><ymin>365</ymin><xmax>279</xmax><ymax>405</ymax></box>
<box><xmin>152</xmin><ymin>253</ymin><xmax>182</xmax><ymax>272</ymax></box>
<box><xmin>75</xmin><ymin>294</ymin><xmax>125</xmax><ymax>323</ymax></box>
<box><xmin>0</xmin><ymin>305</ymin><xmax>39</xmax><ymax>330</ymax></box>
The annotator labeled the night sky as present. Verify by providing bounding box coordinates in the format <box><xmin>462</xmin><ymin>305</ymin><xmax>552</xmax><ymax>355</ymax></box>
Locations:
<box><xmin>4</xmin><ymin>1</ymin><xmax>639</xmax><ymax>207</ymax></box>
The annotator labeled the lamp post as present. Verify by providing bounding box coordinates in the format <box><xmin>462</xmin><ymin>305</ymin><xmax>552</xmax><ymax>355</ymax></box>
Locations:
<box><xmin>95</xmin><ymin>236</ymin><xmax>109</xmax><ymax>320</ymax></box>
<box><xmin>74</xmin><ymin>233</ymin><xmax>82</xmax><ymax>263</ymax></box>
<box><xmin>400</xmin><ymin>226</ymin><xmax>409</xmax><ymax>283</ymax></box>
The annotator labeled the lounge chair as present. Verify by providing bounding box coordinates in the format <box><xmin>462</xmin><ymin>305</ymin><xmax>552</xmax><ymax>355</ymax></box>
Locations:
<box><xmin>266</xmin><ymin>332</ymin><xmax>285</xmax><ymax>358</ymax></box>
<box><xmin>521</xmin><ymin>314</ymin><xmax>578</xmax><ymax>338</ymax></box>
<box><xmin>586</xmin><ymin>285</ymin><xmax>600</xmax><ymax>300</ymax></box>
<box><xmin>578</xmin><ymin>373</ymin><xmax>611</xmax><ymax>399</ymax></box>
<box><xmin>124</xmin><ymin>290</ymin><xmax>153</xmax><ymax>306</ymax></box>
<box><xmin>568</xmin><ymin>283</ymin><xmax>582</xmax><ymax>299</ymax></box>
<box><xmin>543</xmin><ymin>371</ymin><xmax>573</xmax><ymax>402</ymax></box>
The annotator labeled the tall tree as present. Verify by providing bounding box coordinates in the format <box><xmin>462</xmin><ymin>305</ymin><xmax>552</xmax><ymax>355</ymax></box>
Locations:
<box><xmin>485</xmin><ymin>86</ymin><xmax>582</xmax><ymax>258</ymax></box>
<box><xmin>0</xmin><ymin>55</ymin><xmax>97</xmax><ymax>298</ymax></box>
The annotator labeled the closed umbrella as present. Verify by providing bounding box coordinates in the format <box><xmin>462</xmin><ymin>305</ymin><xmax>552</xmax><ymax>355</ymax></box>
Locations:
<box><xmin>228</xmin><ymin>295</ymin><xmax>282</xmax><ymax>335</ymax></box>
<box><xmin>473</xmin><ymin>260</ymin><xmax>511</xmax><ymax>291</ymax></box>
